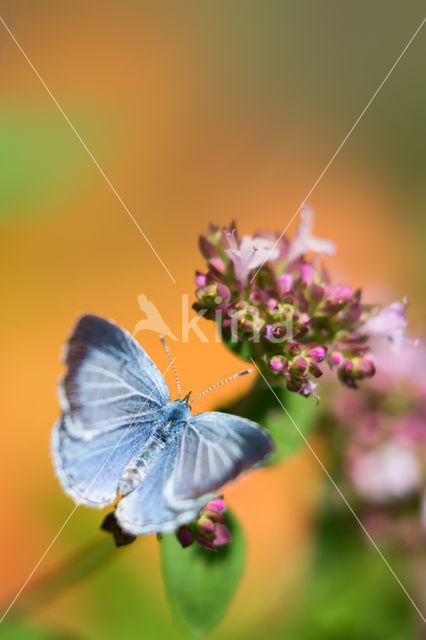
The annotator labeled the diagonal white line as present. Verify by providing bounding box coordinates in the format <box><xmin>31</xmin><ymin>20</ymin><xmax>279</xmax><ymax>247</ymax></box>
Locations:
<box><xmin>250</xmin><ymin>359</ymin><xmax>426</xmax><ymax>624</ymax></box>
<box><xmin>250</xmin><ymin>16</ymin><xmax>426</xmax><ymax>283</ymax></box>
<box><xmin>0</xmin><ymin>359</ymin><xmax>175</xmax><ymax>624</ymax></box>
<box><xmin>0</xmin><ymin>15</ymin><xmax>176</xmax><ymax>285</ymax></box>
<box><xmin>0</xmin><ymin>505</ymin><xmax>79</xmax><ymax>624</ymax></box>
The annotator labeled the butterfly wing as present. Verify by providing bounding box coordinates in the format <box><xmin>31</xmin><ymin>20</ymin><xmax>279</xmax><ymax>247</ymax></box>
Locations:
<box><xmin>52</xmin><ymin>412</ymin><xmax>160</xmax><ymax>507</ymax></box>
<box><xmin>59</xmin><ymin>314</ymin><xmax>170</xmax><ymax>436</ymax></box>
<box><xmin>115</xmin><ymin>412</ymin><xmax>273</xmax><ymax>534</ymax></box>
<box><xmin>164</xmin><ymin>412</ymin><xmax>273</xmax><ymax>508</ymax></box>
<box><xmin>52</xmin><ymin>315</ymin><xmax>169</xmax><ymax>507</ymax></box>
<box><xmin>115</xmin><ymin>433</ymin><xmax>208</xmax><ymax>534</ymax></box>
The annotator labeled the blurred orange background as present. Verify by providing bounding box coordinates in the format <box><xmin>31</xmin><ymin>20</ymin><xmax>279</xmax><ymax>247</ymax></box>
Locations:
<box><xmin>1</xmin><ymin>2</ymin><xmax>425</xmax><ymax>638</ymax></box>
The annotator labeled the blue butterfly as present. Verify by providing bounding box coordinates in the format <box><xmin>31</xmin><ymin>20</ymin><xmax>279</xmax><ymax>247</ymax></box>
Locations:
<box><xmin>51</xmin><ymin>315</ymin><xmax>273</xmax><ymax>535</ymax></box>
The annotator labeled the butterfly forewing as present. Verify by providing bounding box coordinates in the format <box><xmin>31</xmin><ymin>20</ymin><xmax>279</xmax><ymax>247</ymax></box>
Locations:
<box><xmin>61</xmin><ymin>314</ymin><xmax>170</xmax><ymax>435</ymax></box>
<box><xmin>52</xmin><ymin>412</ymin><xmax>160</xmax><ymax>507</ymax></box>
<box><xmin>52</xmin><ymin>315</ymin><xmax>169</xmax><ymax>506</ymax></box>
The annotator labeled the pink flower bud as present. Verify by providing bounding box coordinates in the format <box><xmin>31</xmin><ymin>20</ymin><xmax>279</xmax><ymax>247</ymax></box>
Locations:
<box><xmin>206</xmin><ymin>498</ymin><xmax>226</xmax><ymax>513</ymax></box>
<box><xmin>267</xmin><ymin>297</ymin><xmax>279</xmax><ymax>310</ymax></box>
<box><xmin>216</xmin><ymin>284</ymin><xmax>231</xmax><ymax>303</ymax></box>
<box><xmin>358</xmin><ymin>354</ymin><xmax>375</xmax><ymax>378</ymax></box>
<box><xmin>293</xmin><ymin>356</ymin><xmax>309</xmax><ymax>373</ymax></box>
<box><xmin>198</xmin><ymin>518</ymin><xmax>216</xmax><ymax>535</ymax></box>
<box><xmin>269</xmin><ymin>356</ymin><xmax>284</xmax><ymax>373</ymax></box>
<box><xmin>195</xmin><ymin>272</ymin><xmax>207</xmax><ymax>287</ymax></box>
<box><xmin>300</xmin><ymin>264</ymin><xmax>315</xmax><ymax>284</ymax></box>
<box><xmin>308</xmin><ymin>345</ymin><xmax>327</xmax><ymax>362</ymax></box>
<box><xmin>213</xmin><ymin>523</ymin><xmax>232</xmax><ymax>546</ymax></box>
<box><xmin>277</xmin><ymin>273</ymin><xmax>293</xmax><ymax>296</ymax></box>
<box><xmin>328</xmin><ymin>285</ymin><xmax>353</xmax><ymax>303</ymax></box>
<box><xmin>330</xmin><ymin>351</ymin><xmax>343</xmax><ymax>365</ymax></box>
<box><xmin>210</xmin><ymin>257</ymin><xmax>226</xmax><ymax>274</ymax></box>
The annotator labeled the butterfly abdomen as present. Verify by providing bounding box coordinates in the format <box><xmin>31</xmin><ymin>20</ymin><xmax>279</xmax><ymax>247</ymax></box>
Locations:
<box><xmin>117</xmin><ymin>401</ymin><xmax>190</xmax><ymax>497</ymax></box>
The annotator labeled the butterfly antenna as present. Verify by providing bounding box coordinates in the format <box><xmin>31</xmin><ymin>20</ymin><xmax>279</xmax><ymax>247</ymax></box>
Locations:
<box><xmin>190</xmin><ymin>369</ymin><xmax>251</xmax><ymax>404</ymax></box>
<box><xmin>160</xmin><ymin>336</ymin><xmax>182</xmax><ymax>399</ymax></box>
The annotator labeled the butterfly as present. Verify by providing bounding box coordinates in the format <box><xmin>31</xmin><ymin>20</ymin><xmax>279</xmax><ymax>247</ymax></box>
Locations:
<box><xmin>51</xmin><ymin>315</ymin><xmax>274</xmax><ymax>535</ymax></box>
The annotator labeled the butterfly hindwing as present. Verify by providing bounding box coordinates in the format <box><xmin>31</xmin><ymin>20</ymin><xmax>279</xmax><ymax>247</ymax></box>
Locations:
<box><xmin>115</xmin><ymin>434</ymin><xmax>210</xmax><ymax>534</ymax></box>
<box><xmin>115</xmin><ymin>412</ymin><xmax>273</xmax><ymax>534</ymax></box>
<box><xmin>164</xmin><ymin>412</ymin><xmax>273</xmax><ymax>506</ymax></box>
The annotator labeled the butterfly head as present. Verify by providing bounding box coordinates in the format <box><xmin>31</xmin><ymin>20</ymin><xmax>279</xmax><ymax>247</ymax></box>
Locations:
<box><xmin>164</xmin><ymin>399</ymin><xmax>192</xmax><ymax>424</ymax></box>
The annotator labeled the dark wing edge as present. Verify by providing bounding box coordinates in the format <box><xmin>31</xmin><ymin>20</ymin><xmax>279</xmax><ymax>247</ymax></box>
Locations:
<box><xmin>57</xmin><ymin>314</ymin><xmax>170</xmax><ymax>436</ymax></box>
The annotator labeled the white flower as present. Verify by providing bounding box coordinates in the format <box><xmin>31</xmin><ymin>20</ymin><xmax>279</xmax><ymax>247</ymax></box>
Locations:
<box><xmin>351</xmin><ymin>441</ymin><xmax>421</xmax><ymax>503</ymax></box>
<box><xmin>287</xmin><ymin>205</ymin><xmax>336</xmax><ymax>263</ymax></box>
<box><xmin>362</xmin><ymin>300</ymin><xmax>408</xmax><ymax>352</ymax></box>
<box><xmin>225</xmin><ymin>233</ymin><xmax>280</xmax><ymax>287</ymax></box>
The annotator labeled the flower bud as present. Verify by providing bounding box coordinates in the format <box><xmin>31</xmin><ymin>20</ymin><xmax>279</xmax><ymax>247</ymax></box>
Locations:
<box><xmin>300</xmin><ymin>264</ymin><xmax>315</xmax><ymax>284</ymax></box>
<box><xmin>177</xmin><ymin>526</ymin><xmax>194</xmax><ymax>548</ymax></box>
<box><xmin>269</xmin><ymin>355</ymin><xmax>285</xmax><ymax>373</ymax></box>
<box><xmin>195</xmin><ymin>272</ymin><xmax>207</xmax><ymax>287</ymax></box>
<box><xmin>330</xmin><ymin>350</ymin><xmax>343</xmax><ymax>365</ymax></box>
<box><xmin>277</xmin><ymin>273</ymin><xmax>293</xmax><ymax>296</ymax></box>
<box><xmin>292</xmin><ymin>356</ymin><xmax>309</xmax><ymax>374</ymax></box>
<box><xmin>176</xmin><ymin>498</ymin><xmax>231</xmax><ymax>551</ymax></box>
<box><xmin>216</xmin><ymin>284</ymin><xmax>231</xmax><ymax>303</ymax></box>
<box><xmin>199</xmin><ymin>235</ymin><xmax>218</xmax><ymax>259</ymax></box>
<box><xmin>210</xmin><ymin>257</ymin><xmax>226</xmax><ymax>274</ymax></box>
<box><xmin>327</xmin><ymin>285</ymin><xmax>353</xmax><ymax>304</ymax></box>
<box><xmin>308</xmin><ymin>344</ymin><xmax>327</xmax><ymax>362</ymax></box>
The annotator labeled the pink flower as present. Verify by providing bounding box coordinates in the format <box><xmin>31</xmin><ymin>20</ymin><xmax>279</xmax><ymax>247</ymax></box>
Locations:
<box><xmin>350</xmin><ymin>441</ymin><xmax>421</xmax><ymax>503</ymax></box>
<box><xmin>362</xmin><ymin>299</ymin><xmax>408</xmax><ymax>351</ymax></box>
<box><xmin>225</xmin><ymin>233</ymin><xmax>280</xmax><ymax>288</ymax></box>
<box><xmin>176</xmin><ymin>498</ymin><xmax>231</xmax><ymax>551</ymax></box>
<box><xmin>287</xmin><ymin>205</ymin><xmax>336</xmax><ymax>263</ymax></box>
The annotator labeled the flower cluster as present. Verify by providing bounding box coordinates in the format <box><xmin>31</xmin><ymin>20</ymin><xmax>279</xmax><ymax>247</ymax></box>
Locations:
<box><xmin>177</xmin><ymin>499</ymin><xmax>231</xmax><ymax>551</ymax></box>
<box><xmin>332</xmin><ymin>341</ymin><xmax>426</xmax><ymax>546</ymax></box>
<box><xmin>194</xmin><ymin>207</ymin><xmax>408</xmax><ymax>397</ymax></box>
<box><xmin>101</xmin><ymin>499</ymin><xmax>231</xmax><ymax>551</ymax></box>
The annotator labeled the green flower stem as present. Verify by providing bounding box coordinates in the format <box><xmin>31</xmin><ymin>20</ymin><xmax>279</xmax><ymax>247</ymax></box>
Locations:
<box><xmin>4</xmin><ymin>536</ymin><xmax>117</xmax><ymax>621</ymax></box>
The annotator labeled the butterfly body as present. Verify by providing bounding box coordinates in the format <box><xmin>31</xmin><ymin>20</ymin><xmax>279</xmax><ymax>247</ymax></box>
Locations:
<box><xmin>118</xmin><ymin>400</ymin><xmax>191</xmax><ymax>496</ymax></box>
<box><xmin>52</xmin><ymin>315</ymin><xmax>273</xmax><ymax>535</ymax></box>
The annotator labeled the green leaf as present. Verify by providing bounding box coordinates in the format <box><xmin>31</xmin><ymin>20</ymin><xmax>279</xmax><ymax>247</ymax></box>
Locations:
<box><xmin>263</xmin><ymin>388</ymin><xmax>317</xmax><ymax>464</ymax></box>
<box><xmin>160</xmin><ymin>510</ymin><xmax>245</xmax><ymax>638</ymax></box>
